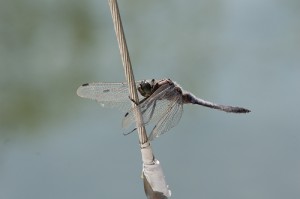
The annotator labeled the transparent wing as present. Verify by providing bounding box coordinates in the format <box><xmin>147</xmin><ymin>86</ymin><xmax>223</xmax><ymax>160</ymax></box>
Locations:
<box><xmin>77</xmin><ymin>81</ymin><xmax>141</xmax><ymax>111</ymax></box>
<box><xmin>122</xmin><ymin>83</ymin><xmax>182</xmax><ymax>134</ymax></box>
<box><xmin>122</xmin><ymin>83</ymin><xmax>173</xmax><ymax>128</ymax></box>
<box><xmin>148</xmin><ymin>96</ymin><xmax>183</xmax><ymax>141</ymax></box>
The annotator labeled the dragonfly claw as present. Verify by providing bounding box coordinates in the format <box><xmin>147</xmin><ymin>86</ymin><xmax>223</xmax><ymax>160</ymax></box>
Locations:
<box><xmin>128</xmin><ymin>96</ymin><xmax>139</xmax><ymax>105</ymax></box>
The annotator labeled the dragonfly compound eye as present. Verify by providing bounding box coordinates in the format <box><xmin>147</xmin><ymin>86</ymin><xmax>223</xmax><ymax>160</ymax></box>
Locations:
<box><xmin>139</xmin><ymin>81</ymin><xmax>153</xmax><ymax>96</ymax></box>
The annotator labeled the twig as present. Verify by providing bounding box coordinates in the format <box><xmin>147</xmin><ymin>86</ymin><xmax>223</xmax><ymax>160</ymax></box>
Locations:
<box><xmin>108</xmin><ymin>0</ymin><xmax>149</xmax><ymax>145</ymax></box>
<box><xmin>108</xmin><ymin>1</ymin><xmax>171</xmax><ymax>198</ymax></box>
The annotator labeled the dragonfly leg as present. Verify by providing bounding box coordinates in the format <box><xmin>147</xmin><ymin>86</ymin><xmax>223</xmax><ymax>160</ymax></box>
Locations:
<box><xmin>123</xmin><ymin>127</ymin><xmax>137</xmax><ymax>136</ymax></box>
<box><xmin>128</xmin><ymin>96</ymin><xmax>139</xmax><ymax>105</ymax></box>
<box><xmin>128</xmin><ymin>96</ymin><xmax>148</xmax><ymax>105</ymax></box>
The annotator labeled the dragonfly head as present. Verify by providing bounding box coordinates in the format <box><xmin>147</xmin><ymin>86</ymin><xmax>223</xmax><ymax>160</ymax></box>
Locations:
<box><xmin>138</xmin><ymin>79</ymin><xmax>156</xmax><ymax>97</ymax></box>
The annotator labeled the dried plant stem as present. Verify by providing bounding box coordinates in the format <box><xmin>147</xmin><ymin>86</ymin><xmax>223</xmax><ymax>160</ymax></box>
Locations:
<box><xmin>107</xmin><ymin>0</ymin><xmax>150</xmax><ymax>148</ymax></box>
<box><xmin>108</xmin><ymin>1</ymin><xmax>171</xmax><ymax>198</ymax></box>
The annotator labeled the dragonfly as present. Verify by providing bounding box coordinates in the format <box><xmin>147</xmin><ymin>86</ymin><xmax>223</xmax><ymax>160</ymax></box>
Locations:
<box><xmin>77</xmin><ymin>78</ymin><xmax>250</xmax><ymax>140</ymax></box>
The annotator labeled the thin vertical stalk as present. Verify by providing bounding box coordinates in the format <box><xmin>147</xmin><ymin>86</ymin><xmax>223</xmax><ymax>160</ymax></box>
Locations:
<box><xmin>107</xmin><ymin>1</ymin><xmax>171</xmax><ymax>198</ymax></box>
<box><xmin>108</xmin><ymin>0</ymin><xmax>149</xmax><ymax>145</ymax></box>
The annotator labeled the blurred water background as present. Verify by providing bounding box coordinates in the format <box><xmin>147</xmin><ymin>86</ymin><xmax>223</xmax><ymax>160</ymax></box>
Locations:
<box><xmin>1</xmin><ymin>0</ymin><xmax>300</xmax><ymax>198</ymax></box>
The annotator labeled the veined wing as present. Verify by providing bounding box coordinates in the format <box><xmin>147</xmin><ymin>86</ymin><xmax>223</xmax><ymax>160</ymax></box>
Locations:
<box><xmin>77</xmin><ymin>81</ymin><xmax>141</xmax><ymax>111</ymax></box>
<box><xmin>122</xmin><ymin>82</ymin><xmax>181</xmax><ymax>132</ymax></box>
<box><xmin>148</xmin><ymin>95</ymin><xmax>183</xmax><ymax>140</ymax></box>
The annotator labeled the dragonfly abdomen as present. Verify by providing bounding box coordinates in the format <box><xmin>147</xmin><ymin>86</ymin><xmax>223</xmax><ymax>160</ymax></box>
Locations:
<box><xmin>183</xmin><ymin>93</ymin><xmax>250</xmax><ymax>113</ymax></box>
